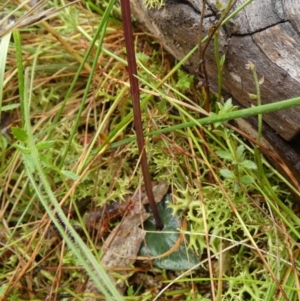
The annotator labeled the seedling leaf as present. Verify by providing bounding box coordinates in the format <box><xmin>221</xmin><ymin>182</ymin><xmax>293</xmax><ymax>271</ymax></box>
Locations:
<box><xmin>36</xmin><ymin>140</ymin><xmax>55</xmax><ymax>150</ymax></box>
<box><xmin>14</xmin><ymin>144</ymin><xmax>31</xmax><ymax>154</ymax></box>
<box><xmin>220</xmin><ymin>168</ymin><xmax>234</xmax><ymax>179</ymax></box>
<box><xmin>241</xmin><ymin>175</ymin><xmax>255</xmax><ymax>185</ymax></box>
<box><xmin>12</xmin><ymin>127</ymin><xmax>28</xmax><ymax>142</ymax></box>
<box><xmin>248</xmin><ymin>93</ymin><xmax>257</xmax><ymax>99</ymax></box>
<box><xmin>241</xmin><ymin>160</ymin><xmax>257</xmax><ymax>170</ymax></box>
<box><xmin>216</xmin><ymin>150</ymin><xmax>232</xmax><ymax>160</ymax></box>
<box><xmin>61</xmin><ymin>170</ymin><xmax>79</xmax><ymax>180</ymax></box>
<box><xmin>1</xmin><ymin>103</ymin><xmax>20</xmax><ymax>111</ymax></box>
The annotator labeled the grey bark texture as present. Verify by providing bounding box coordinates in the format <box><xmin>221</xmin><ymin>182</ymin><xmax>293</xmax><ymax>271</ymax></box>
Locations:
<box><xmin>130</xmin><ymin>0</ymin><xmax>300</xmax><ymax>141</ymax></box>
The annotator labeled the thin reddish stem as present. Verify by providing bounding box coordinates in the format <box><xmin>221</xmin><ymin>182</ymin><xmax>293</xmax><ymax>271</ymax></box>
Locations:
<box><xmin>119</xmin><ymin>0</ymin><xmax>163</xmax><ymax>230</ymax></box>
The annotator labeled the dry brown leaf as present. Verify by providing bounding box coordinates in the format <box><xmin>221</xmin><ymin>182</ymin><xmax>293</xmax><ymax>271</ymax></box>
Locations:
<box><xmin>84</xmin><ymin>213</ymin><xmax>149</xmax><ymax>301</ymax></box>
<box><xmin>83</xmin><ymin>181</ymin><xmax>169</xmax><ymax>300</ymax></box>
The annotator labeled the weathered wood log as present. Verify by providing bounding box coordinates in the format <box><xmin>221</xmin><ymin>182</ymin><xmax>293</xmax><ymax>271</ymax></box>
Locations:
<box><xmin>130</xmin><ymin>0</ymin><xmax>300</xmax><ymax>141</ymax></box>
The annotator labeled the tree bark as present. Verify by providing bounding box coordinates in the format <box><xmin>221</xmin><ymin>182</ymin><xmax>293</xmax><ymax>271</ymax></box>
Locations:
<box><xmin>130</xmin><ymin>0</ymin><xmax>300</xmax><ymax>141</ymax></box>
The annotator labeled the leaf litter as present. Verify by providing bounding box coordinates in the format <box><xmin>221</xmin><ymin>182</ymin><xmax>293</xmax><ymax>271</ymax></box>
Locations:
<box><xmin>84</xmin><ymin>181</ymin><xmax>168</xmax><ymax>299</ymax></box>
